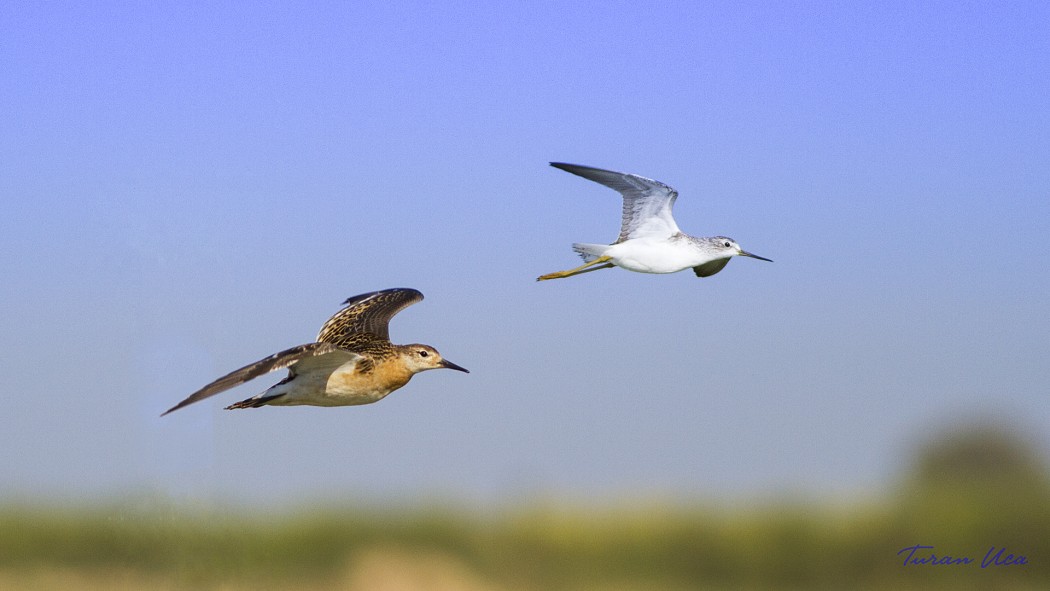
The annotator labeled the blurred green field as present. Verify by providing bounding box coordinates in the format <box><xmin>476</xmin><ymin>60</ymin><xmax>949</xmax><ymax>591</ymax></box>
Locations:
<box><xmin>2</xmin><ymin>424</ymin><xmax>1047</xmax><ymax>590</ymax></box>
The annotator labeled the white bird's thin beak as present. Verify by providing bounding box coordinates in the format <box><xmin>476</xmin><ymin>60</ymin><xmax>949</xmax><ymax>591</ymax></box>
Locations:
<box><xmin>739</xmin><ymin>250</ymin><xmax>773</xmax><ymax>262</ymax></box>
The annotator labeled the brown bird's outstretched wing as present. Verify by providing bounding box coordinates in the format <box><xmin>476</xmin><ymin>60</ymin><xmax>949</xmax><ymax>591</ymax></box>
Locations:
<box><xmin>161</xmin><ymin>342</ymin><xmax>356</xmax><ymax>415</ymax></box>
<box><xmin>316</xmin><ymin>288</ymin><xmax>424</xmax><ymax>346</ymax></box>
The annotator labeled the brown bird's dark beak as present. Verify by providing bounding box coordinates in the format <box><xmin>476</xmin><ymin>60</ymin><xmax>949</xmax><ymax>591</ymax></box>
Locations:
<box><xmin>440</xmin><ymin>359</ymin><xmax>470</xmax><ymax>373</ymax></box>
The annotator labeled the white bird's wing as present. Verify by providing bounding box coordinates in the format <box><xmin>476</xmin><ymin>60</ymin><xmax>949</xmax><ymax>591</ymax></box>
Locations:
<box><xmin>551</xmin><ymin>162</ymin><xmax>681</xmax><ymax>242</ymax></box>
<box><xmin>162</xmin><ymin>343</ymin><xmax>361</xmax><ymax>415</ymax></box>
<box><xmin>693</xmin><ymin>258</ymin><xmax>731</xmax><ymax>277</ymax></box>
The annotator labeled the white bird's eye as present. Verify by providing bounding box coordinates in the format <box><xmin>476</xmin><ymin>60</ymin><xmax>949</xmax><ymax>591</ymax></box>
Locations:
<box><xmin>724</xmin><ymin>241</ymin><xmax>731</xmax><ymax>247</ymax></box>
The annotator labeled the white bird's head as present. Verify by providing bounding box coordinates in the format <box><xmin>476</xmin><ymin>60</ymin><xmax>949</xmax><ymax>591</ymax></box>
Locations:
<box><xmin>711</xmin><ymin>236</ymin><xmax>773</xmax><ymax>262</ymax></box>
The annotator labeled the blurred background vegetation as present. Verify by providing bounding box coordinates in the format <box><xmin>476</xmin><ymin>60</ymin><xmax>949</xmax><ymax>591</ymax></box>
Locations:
<box><xmin>2</xmin><ymin>421</ymin><xmax>1047</xmax><ymax>590</ymax></box>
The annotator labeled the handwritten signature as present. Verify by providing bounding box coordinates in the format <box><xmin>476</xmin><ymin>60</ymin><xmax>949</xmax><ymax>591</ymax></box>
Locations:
<box><xmin>898</xmin><ymin>545</ymin><xmax>1028</xmax><ymax>567</ymax></box>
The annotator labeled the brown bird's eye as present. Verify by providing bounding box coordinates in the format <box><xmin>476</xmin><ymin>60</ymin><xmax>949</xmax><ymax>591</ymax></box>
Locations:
<box><xmin>418</xmin><ymin>350</ymin><xmax>429</xmax><ymax>357</ymax></box>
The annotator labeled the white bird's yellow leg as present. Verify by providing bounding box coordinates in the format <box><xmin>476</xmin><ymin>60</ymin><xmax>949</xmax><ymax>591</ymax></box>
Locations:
<box><xmin>537</xmin><ymin>256</ymin><xmax>614</xmax><ymax>281</ymax></box>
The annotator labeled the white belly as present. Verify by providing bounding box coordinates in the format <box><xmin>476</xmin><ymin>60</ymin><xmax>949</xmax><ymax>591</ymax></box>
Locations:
<box><xmin>606</xmin><ymin>239</ymin><xmax>701</xmax><ymax>274</ymax></box>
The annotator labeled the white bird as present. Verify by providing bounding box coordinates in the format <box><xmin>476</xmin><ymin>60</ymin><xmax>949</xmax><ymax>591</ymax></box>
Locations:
<box><xmin>537</xmin><ymin>163</ymin><xmax>771</xmax><ymax>281</ymax></box>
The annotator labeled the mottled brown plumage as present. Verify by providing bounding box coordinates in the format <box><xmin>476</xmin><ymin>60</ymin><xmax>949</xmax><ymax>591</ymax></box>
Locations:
<box><xmin>162</xmin><ymin>288</ymin><xmax>467</xmax><ymax>415</ymax></box>
<box><xmin>315</xmin><ymin>288</ymin><xmax>424</xmax><ymax>356</ymax></box>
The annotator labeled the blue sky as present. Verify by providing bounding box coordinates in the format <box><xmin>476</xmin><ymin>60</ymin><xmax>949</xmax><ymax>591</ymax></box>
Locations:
<box><xmin>1</xmin><ymin>1</ymin><xmax>1048</xmax><ymax>505</ymax></box>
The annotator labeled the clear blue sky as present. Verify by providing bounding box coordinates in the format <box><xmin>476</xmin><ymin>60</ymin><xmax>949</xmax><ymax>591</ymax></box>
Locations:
<box><xmin>1</xmin><ymin>1</ymin><xmax>1047</xmax><ymax>506</ymax></box>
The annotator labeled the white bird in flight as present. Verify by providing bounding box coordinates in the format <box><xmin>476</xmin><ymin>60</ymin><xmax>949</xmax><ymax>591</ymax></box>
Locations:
<box><xmin>537</xmin><ymin>163</ymin><xmax>772</xmax><ymax>281</ymax></box>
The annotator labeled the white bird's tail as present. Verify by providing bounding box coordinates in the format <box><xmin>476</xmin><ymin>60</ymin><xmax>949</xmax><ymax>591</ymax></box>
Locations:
<box><xmin>572</xmin><ymin>243</ymin><xmax>610</xmax><ymax>263</ymax></box>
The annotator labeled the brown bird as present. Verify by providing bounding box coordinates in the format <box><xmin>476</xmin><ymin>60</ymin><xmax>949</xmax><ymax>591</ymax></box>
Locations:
<box><xmin>162</xmin><ymin>288</ymin><xmax>468</xmax><ymax>415</ymax></box>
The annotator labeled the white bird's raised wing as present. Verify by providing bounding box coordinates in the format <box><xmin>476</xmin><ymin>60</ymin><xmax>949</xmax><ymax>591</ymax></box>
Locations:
<box><xmin>551</xmin><ymin>163</ymin><xmax>681</xmax><ymax>242</ymax></box>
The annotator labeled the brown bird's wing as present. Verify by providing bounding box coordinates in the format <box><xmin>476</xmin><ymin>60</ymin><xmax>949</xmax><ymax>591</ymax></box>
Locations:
<box><xmin>316</xmin><ymin>288</ymin><xmax>424</xmax><ymax>346</ymax></box>
<box><xmin>162</xmin><ymin>342</ymin><xmax>357</xmax><ymax>415</ymax></box>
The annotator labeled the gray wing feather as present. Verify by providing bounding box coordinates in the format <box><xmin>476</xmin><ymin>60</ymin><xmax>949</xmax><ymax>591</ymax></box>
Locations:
<box><xmin>693</xmin><ymin>258</ymin><xmax>731</xmax><ymax>277</ymax></box>
<box><xmin>550</xmin><ymin>162</ymin><xmax>681</xmax><ymax>242</ymax></box>
<box><xmin>162</xmin><ymin>342</ymin><xmax>350</xmax><ymax>415</ymax></box>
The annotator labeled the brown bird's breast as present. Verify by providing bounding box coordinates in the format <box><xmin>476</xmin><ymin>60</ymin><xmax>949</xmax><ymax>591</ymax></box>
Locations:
<box><xmin>322</xmin><ymin>358</ymin><xmax>414</xmax><ymax>405</ymax></box>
